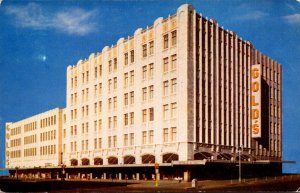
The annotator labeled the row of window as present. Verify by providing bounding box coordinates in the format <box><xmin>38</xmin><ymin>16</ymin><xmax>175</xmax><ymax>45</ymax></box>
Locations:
<box><xmin>10</xmin><ymin>127</ymin><xmax>21</xmax><ymax>136</ymax></box>
<box><xmin>69</xmin><ymin>38</ymin><xmax>177</xmax><ymax>91</ymax></box>
<box><xmin>10</xmin><ymin>138</ymin><xmax>21</xmax><ymax>147</ymax></box>
<box><xmin>70</xmin><ymin>103</ymin><xmax>175</xmax><ymax>134</ymax></box>
<box><xmin>163</xmin><ymin>55</ymin><xmax>177</xmax><ymax>73</ymax></box>
<box><xmin>40</xmin><ymin>145</ymin><xmax>56</xmax><ymax>156</ymax></box>
<box><xmin>40</xmin><ymin>130</ymin><xmax>57</xmax><ymax>142</ymax></box>
<box><xmin>68</xmin><ymin>127</ymin><xmax>177</xmax><ymax>152</ymax></box>
<box><xmin>10</xmin><ymin>150</ymin><xmax>21</xmax><ymax>158</ymax></box>
<box><xmin>24</xmin><ymin>121</ymin><xmax>37</xmax><ymax>132</ymax></box>
<box><xmin>163</xmin><ymin>127</ymin><xmax>177</xmax><ymax>142</ymax></box>
<box><xmin>24</xmin><ymin>134</ymin><xmax>37</xmax><ymax>144</ymax></box>
<box><xmin>70</xmin><ymin>55</ymin><xmax>177</xmax><ymax>107</ymax></box>
<box><xmin>40</xmin><ymin>115</ymin><xmax>57</xmax><ymax>128</ymax></box>
<box><xmin>164</xmin><ymin>30</ymin><xmax>177</xmax><ymax>49</ymax></box>
<box><xmin>70</xmin><ymin>79</ymin><xmax>176</xmax><ymax>119</ymax></box>
<box><xmin>24</xmin><ymin>148</ymin><xmax>37</xmax><ymax>157</ymax></box>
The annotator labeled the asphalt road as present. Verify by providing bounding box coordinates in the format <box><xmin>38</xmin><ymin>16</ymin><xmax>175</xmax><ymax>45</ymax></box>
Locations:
<box><xmin>0</xmin><ymin>175</ymin><xmax>300</xmax><ymax>192</ymax></box>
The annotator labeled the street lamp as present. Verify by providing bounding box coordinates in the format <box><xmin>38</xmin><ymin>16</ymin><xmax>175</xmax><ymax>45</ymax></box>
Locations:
<box><xmin>238</xmin><ymin>145</ymin><xmax>243</xmax><ymax>183</ymax></box>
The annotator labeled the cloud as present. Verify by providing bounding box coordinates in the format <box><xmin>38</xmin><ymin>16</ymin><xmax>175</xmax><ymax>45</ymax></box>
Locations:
<box><xmin>297</xmin><ymin>0</ymin><xmax>300</xmax><ymax>3</ymax></box>
<box><xmin>235</xmin><ymin>11</ymin><xmax>269</xmax><ymax>21</ymax></box>
<box><xmin>283</xmin><ymin>14</ymin><xmax>300</xmax><ymax>25</ymax></box>
<box><xmin>5</xmin><ymin>3</ymin><xmax>97</xmax><ymax>36</ymax></box>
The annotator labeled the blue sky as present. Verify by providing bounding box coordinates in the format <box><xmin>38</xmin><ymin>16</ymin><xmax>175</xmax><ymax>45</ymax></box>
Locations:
<box><xmin>0</xmin><ymin>0</ymin><xmax>299</xmax><ymax>175</ymax></box>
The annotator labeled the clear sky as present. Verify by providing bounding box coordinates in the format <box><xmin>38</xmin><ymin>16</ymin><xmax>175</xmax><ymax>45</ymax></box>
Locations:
<box><xmin>0</xmin><ymin>0</ymin><xmax>299</xmax><ymax>175</ymax></box>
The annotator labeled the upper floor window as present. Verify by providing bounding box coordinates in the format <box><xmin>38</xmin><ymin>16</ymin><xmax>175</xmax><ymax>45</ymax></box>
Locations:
<box><xmin>124</xmin><ymin>53</ymin><xmax>128</xmax><ymax>66</ymax></box>
<box><xmin>130</xmin><ymin>50</ymin><xmax>134</xmax><ymax>63</ymax></box>
<box><xmin>142</xmin><ymin>44</ymin><xmax>147</xmax><ymax>57</ymax></box>
<box><xmin>171</xmin><ymin>54</ymin><xmax>177</xmax><ymax>70</ymax></box>
<box><xmin>163</xmin><ymin>57</ymin><xmax>168</xmax><ymax>73</ymax></box>
<box><xmin>149</xmin><ymin>41</ymin><xmax>154</xmax><ymax>55</ymax></box>
<box><xmin>171</xmin><ymin>30</ymin><xmax>177</xmax><ymax>46</ymax></box>
<box><xmin>114</xmin><ymin>58</ymin><xmax>117</xmax><ymax>70</ymax></box>
<box><xmin>108</xmin><ymin>60</ymin><xmax>112</xmax><ymax>73</ymax></box>
<box><xmin>163</xmin><ymin>34</ymin><xmax>169</xmax><ymax>49</ymax></box>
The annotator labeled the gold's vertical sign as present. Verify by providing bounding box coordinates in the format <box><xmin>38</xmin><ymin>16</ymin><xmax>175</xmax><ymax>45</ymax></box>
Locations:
<box><xmin>251</xmin><ymin>64</ymin><xmax>261</xmax><ymax>138</ymax></box>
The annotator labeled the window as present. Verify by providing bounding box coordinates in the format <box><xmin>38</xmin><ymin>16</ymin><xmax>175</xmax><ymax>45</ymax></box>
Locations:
<box><xmin>99</xmin><ymin>65</ymin><xmax>102</xmax><ymax>77</ymax></box>
<box><xmin>163</xmin><ymin>104</ymin><xmax>169</xmax><ymax>120</ymax></box>
<box><xmin>86</xmin><ymin>88</ymin><xmax>89</xmax><ymax>101</ymax></box>
<box><xmin>149</xmin><ymin>85</ymin><xmax>154</xmax><ymax>100</ymax></box>
<box><xmin>130</xmin><ymin>133</ymin><xmax>134</xmax><ymax>146</ymax></box>
<box><xmin>149</xmin><ymin>130</ymin><xmax>154</xmax><ymax>144</ymax></box>
<box><xmin>163</xmin><ymin>34</ymin><xmax>168</xmax><ymax>49</ymax></box>
<box><xmin>74</xmin><ymin>125</ymin><xmax>77</xmax><ymax>135</ymax></box>
<box><xmin>94</xmin><ymin>138</ymin><xmax>97</xmax><ymax>149</ymax></box>
<box><xmin>113</xmin><ymin>96</ymin><xmax>117</xmax><ymax>109</ymax></box>
<box><xmin>94</xmin><ymin>103</ymin><xmax>97</xmax><ymax>114</ymax></box>
<box><xmin>75</xmin><ymin>76</ymin><xmax>77</xmax><ymax>87</ymax></box>
<box><xmin>163</xmin><ymin>81</ymin><xmax>169</xmax><ymax>96</ymax></box>
<box><xmin>108</xmin><ymin>98</ymin><xmax>112</xmax><ymax>110</ymax></box>
<box><xmin>171</xmin><ymin>127</ymin><xmax>177</xmax><ymax>141</ymax></box>
<box><xmin>82</xmin><ymin>73</ymin><xmax>85</xmax><ymax>84</ymax></box>
<box><xmin>124</xmin><ymin>134</ymin><xmax>128</xmax><ymax>146</ymax></box>
<box><xmin>86</xmin><ymin>122</ymin><xmax>88</xmax><ymax>133</ymax></box>
<box><xmin>82</xmin><ymin>90</ymin><xmax>85</xmax><ymax>102</ymax></box>
<box><xmin>142</xmin><ymin>131</ymin><xmax>147</xmax><ymax>145</ymax></box>
<box><xmin>108</xmin><ymin>60</ymin><xmax>112</xmax><ymax>73</ymax></box>
<box><xmin>124</xmin><ymin>53</ymin><xmax>128</xmax><ymax>66</ymax></box>
<box><xmin>163</xmin><ymin>57</ymin><xmax>168</xmax><ymax>73</ymax></box>
<box><xmin>82</xmin><ymin>106</ymin><xmax>85</xmax><ymax>118</ymax></box>
<box><xmin>114</xmin><ymin>77</ymin><xmax>117</xmax><ymax>90</ymax></box>
<box><xmin>98</xmin><ymin>119</ymin><xmax>102</xmax><ymax>131</ymax></box>
<box><xmin>124</xmin><ymin>73</ymin><xmax>128</xmax><ymax>87</ymax></box>
<box><xmin>124</xmin><ymin>114</ymin><xmax>128</xmax><ymax>126</ymax></box>
<box><xmin>171</xmin><ymin>78</ymin><xmax>177</xmax><ymax>94</ymax></box>
<box><xmin>86</xmin><ymin>105</ymin><xmax>89</xmax><ymax>116</ymax></box>
<box><xmin>149</xmin><ymin>108</ymin><xmax>154</xmax><ymax>121</ymax></box>
<box><xmin>171</xmin><ymin>103</ymin><xmax>177</xmax><ymax>119</ymax></box>
<box><xmin>94</xmin><ymin>67</ymin><xmax>98</xmax><ymax>78</ymax></box>
<box><xmin>124</xmin><ymin>93</ymin><xmax>129</xmax><ymax>106</ymax></box>
<box><xmin>108</xmin><ymin>136</ymin><xmax>112</xmax><ymax>148</ymax></box>
<box><xmin>149</xmin><ymin>63</ymin><xmax>154</xmax><ymax>79</ymax></box>
<box><xmin>142</xmin><ymin>65</ymin><xmax>147</xmax><ymax>80</ymax></box>
<box><xmin>130</xmin><ymin>91</ymin><xmax>134</xmax><ymax>105</ymax></box>
<box><xmin>82</xmin><ymin>140</ymin><xmax>84</xmax><ymax>150</ymax></box>
<box><xmin>94</xmin><ymin>120</ymin><xmax>97</xmax><ymax>132</ymax></box>
<box><xmin>114</xmin><ymin>58</ymin><xmax>117</xmax><ymax>70</ymax></box>
<box><xmin>171</xmin><ymin>30</ymin><xmax>177</xmax><ymax>46</ymax></box>
<box><xmin>113</xmin><ymin>136</ymin><xmax>117</xmax><ymax>147</ymax></box>
<box><xmin>171</xmin><ymin>54</ymin><xmax>177</xmax><ymax>70</ymax></box>
<box><xmin>71</xmin><ymin>126</ymin><xmax>74</xmax><ymax>136</ymax></box>
<box><xmin>163</xmin><ymin>128</ymin><xmax>168</xmax><ymax>142</ymax></box>
<box><xmin>86</xmin><ymin>71</ymin><xmax>89</xmax><ymax>82</ymax></box>
<box><xmin>99</xmin><ymin>101</ymin><xmax>102</xmax><ymax>113</ymax></box>
<box><xmin>108</xmin><ymin>79</ymin><xmax>112</xmax><ymax>92</ymax></box>
<box><xmin>113</xmin><ymin>116</ymin><xmax>117</xmax><ymax>128</ymax></box>
<box><xmin>143</xmin><ymin>44</ymin><xmax>147</xmax><ymax>57</ymax></box>
<box><xmin>99</xmin><ymin>83</ymin><xmax>102</xmax><ymax>95</ymax></box>
<box><xmin>108</xmin><ymin>117</ymin><xmax>112</xmax><ymax>128</ymax></box>
<box><xmin>130</xmin><ymin>112</ymin><xmax>134</xmax><ymax>125</ymax></box>
<box><xmin>94</xmin><ymin>85</ymin><xmax>97</xmax><ymax>97</ymax></box>
<box><xmin>130</xmin><ymin>50</ymin><xmax>134</xmax><ymax>63</ymax></box>
<box><xmin>142</xmin><ymin>109</ymin><xmax>147</xmax><ymax>122</ymax></box>
<box><xmin>98</xmin><ymin>138</ymin><xmax>102</xmax><ymax>149</ymax></box>
<box><xmin>130</xmin><ymin>70</ymin><xmax>134</xmax><ymax>85</ymax></box>
<box><xmin>149</xmin><ymin>41</ymin><xmax>154</xmax><ymax>55</ymax></box>
<box><xmin>142</xmin><ymin>87</ymin><xmax>147</xmax><ymax>101</ymax></box>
